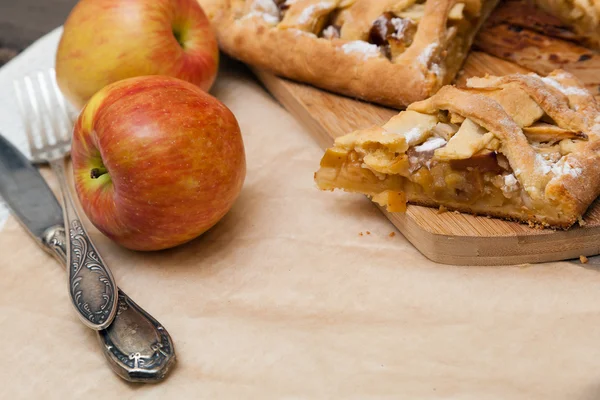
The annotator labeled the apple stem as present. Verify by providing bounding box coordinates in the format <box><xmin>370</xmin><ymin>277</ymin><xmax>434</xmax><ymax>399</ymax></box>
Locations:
<box><xmin>90</xmin><ymin>167</ymin><xmax>108</xmax><ymax>179</ymax></box>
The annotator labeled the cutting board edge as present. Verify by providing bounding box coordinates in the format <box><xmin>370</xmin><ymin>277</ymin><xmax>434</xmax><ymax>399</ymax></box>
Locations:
<box><xmin>389</xmin><ymin>209</ymin><xmax>600</xmax><ymax>265</ymax></box>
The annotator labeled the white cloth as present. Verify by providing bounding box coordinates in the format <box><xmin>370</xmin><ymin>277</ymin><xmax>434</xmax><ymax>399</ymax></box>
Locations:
<box><xmin>0</xmin><ymin>27</ymin><xmax>63</xmax><ymax>229</ymax></box>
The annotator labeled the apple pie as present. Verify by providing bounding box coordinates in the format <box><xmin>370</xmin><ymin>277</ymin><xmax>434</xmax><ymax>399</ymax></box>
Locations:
<box><xmin>315</xmin><ymin>70</ymin><xmax>600</xmax><ymax>228</ymax></box>
<box><xmin>198</xmin><ymin>0</ymin><xmax>499</xmax><ymax>108</ymax></box>
<box><xmin>530</xmin><ymin>0</ymin><xmax>600</xmax><ymax>49</ymax></box>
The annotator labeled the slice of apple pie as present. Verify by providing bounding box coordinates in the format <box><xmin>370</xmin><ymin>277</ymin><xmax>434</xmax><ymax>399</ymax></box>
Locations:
<box><xmin>199</xmin><ymin>0</ymin><xmax>499</xmax><ymax>108</ymax></box>
<box><xmin>315</xmin><ymin>70</ymin><xmax>600</xmax><ymax>228</ymax></box>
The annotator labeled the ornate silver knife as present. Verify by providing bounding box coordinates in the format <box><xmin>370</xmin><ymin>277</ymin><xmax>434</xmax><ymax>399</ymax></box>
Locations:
<box><xmin>0</xmin><ymin>134</ymin><xmax>176</xmax><ymax>382</ymax></box>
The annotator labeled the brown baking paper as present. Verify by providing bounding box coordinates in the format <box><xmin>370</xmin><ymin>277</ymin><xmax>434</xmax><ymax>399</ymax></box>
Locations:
<box><xmin>2</xmin><ymin>58</ymin><xmax>600</xmax><ymax>399</ymax></box>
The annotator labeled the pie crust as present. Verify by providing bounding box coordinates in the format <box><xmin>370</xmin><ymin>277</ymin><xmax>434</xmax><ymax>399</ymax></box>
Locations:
<box><xmin>199</xmin><ymin>0</ymin><xmax>499</xmax><ymax>108</ymax></box>
<box><xmin>530</xmin><ymin>0</ymin><xmax>600</xmax><ymax>49</ymax></box>
<box><xmin>315</xmin><ymin>70</ymin><xmax>600</xmax><ymax>228</ymax></box>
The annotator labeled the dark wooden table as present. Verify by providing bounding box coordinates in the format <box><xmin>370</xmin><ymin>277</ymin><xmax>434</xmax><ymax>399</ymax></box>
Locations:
<box><xmin>0</xmin><ymin>0</ymin><xmax>77</xmax><ymax>65</ymax></box>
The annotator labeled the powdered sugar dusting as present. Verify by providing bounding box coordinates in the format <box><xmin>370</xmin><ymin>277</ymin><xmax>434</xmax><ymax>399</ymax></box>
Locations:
<box><xmin>552</xmin><ymin>158</ymin><xmax>582</xmax><ymax>178</ymax></box>
<box><xmin>417</xmin><ymin>43</ymin><xmax>442</xmax><ymax>77</ymax></box>
<box><xmin>414</xmin><ymin>137</ymin><xmax>446</xmax><ymax>152</ymax></box>
<box><xmin>341</xmin><ymin>41</ymin><xmax>381</xmax><ymax>60</ymax></box>
<box><xmin>535</xmin><ymin>153</ymin><xmax>552</xmax><ymax>175</ymax></box>
<box><xmin>504</xmin><ymin>174</ymin><xmax>518</xmax><ymax>188</ymax></box>
<box><xmin>418</xmin><ymin>43</ymin><xmax>438</xmax><ymax>65</ymax></box>
<box><xmin>541</xmin><ymin>76</ymin><xmax>589</xmax><ymax>97</ymax></box>
<box><xmin>402</xmin><ymin>127</ymin><xmax>422</xmax><ymax>144</ymax></box>
<box><xmin>241</xmin><ymin>0</ymin><xmax>280</xmax><ymax>24</ymax></box>
<box><xmin>256</xmin><ymin>13</ymin><xmax>279</xmax><ymax>24</ymax></box>
<box><xmin>254</xmin><ymin>0</ymin><xmax>279</xmax><ymax>13</ymax></box>
<box><xmin>322</xmin><ymin>25</ymin><xmax>338</xmax><ymax>39</ymax></box>
<box><xmin>391</xmin><ymin>18</ymin><xmax>409</xmax><ymax>38</ymax></box>
<box><xmin>592</xmin><ymin>115</ymin><xmax>600</xmax><ymax>135</ymax></box>
<box><xmin>500</xmin><ymin>173</ymin><xmax>520</xmax><ymax>196</ymax></box>
<box><xmin>293</xmin><ymin>29</ymin><xmax>316</xmax><ymax>37</ymax></box>
<box><xmin>240</xmin><ymin>11</ymin><xmax>279</xmax><ymax>24</ymax></box>
<box><xmin>383</xmin><ymin>126</ymin><xmax>424</xmax><ymax>143</ymax></box>
<box><xmin>297</xmin><ymin>2</ymin><xmax>335</xmax><ymax>25</ymax></box>
<box><xmin>430</xmin><ymin>64</ymin><xmax>443</xmax><ymax>78</ymax></box>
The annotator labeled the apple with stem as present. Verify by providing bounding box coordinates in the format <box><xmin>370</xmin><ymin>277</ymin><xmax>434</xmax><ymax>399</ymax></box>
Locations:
<box><xmin>56</xmin><ymin>0</ymin><xmax>218</xmax><ymax>109</ymax></box>
<box><xmin>71</xmin><ymin>76</ymin><xmax>246</xmax><ymax>251</ymax></box>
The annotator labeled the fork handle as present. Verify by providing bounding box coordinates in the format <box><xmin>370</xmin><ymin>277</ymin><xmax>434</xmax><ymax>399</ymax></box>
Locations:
<box><xmin>42</xmin><ymin>225</ymin><xmax>176</xmax><ymax>382</ymax></box>
<box><xmin>49</xmin><ymin>158</ymin><xmax>118</xmax><ymax>330</ymax></box>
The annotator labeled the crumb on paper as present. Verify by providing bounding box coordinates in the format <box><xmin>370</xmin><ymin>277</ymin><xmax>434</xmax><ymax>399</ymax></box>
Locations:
<box><xmin>578</xmin><ymin>217</ymin><xmax>587</xmax><ymax>226</ymax></box>
<box><xmin>437</xmin><ymin>205</ymin><xmax>447</xmax><ymax>214</ymax></box>
<box><xmin>580</xmin><ymin>255</ymin><xmax>589</xmax><ymax>264</ymax></box>
<box><xmin>366</xmin><ymin>231</ymin><xmax>371</xmax><ymax>235</ymax></box>
<box><xmin>453</xmin><ymin>210</ymin><xmax>461</xmax><ymax>214</ymax></box>
<box><xmin>389</xmin><ymin>232</ymin><xmax>396</xmax><ymax>238</ymax></box>
<box><xmin>359</xmin><ymin>232</ymin><xmax>363</xmax><ymax>236</ymax></box>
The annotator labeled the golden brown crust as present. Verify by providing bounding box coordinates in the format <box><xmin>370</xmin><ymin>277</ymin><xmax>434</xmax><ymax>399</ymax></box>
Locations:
<box><xmin>199</xmin><ymin>0</ymin><xmax>499</xmax><ymax>108</ymax></box>
<box><xmin>546</xmin><ymin>141</ymin><xmax>600</xmax><ymax>222</ymax></box>
<box><xmin>466</xmin><ymin>74</ymin><xmax>588</xmax><ymax>132</ymax></box>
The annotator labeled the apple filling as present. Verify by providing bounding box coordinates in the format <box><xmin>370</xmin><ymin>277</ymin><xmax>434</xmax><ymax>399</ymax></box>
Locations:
<box><xmin>316</xmin><ymin>112</ymin><xmax>529</xmax><ymax>216</ymax></box>
<box><xmin>237</xmin><ymin>0</ymin><xmax>476</xmax><ymax>63</ymax></box>
<box><xmin>314</xmin><ymin>73</ymin><xmax>594</xmax><ymax>227</ymax></box>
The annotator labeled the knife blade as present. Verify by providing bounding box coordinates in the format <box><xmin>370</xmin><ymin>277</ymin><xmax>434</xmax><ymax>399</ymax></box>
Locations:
<box><xmin>0</xmin><ymin>134</ymin><xmax>176</xmax><ymax>382</ymax></box>
<box><xmin>0</xmin><ymin>135</ymin><xmax>63</xmax><ymax>243</ymax></box>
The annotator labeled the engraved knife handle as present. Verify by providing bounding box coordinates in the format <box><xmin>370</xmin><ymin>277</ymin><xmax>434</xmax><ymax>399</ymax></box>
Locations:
<box><xmin>42</xmin><ymin>225</ymin><xmax>176</xmax><ymax>382</ymax></box>
<box><xmin>49</xmin><ymin>158</ymin><xmax>118</xmax><ymax>330</ymax></box>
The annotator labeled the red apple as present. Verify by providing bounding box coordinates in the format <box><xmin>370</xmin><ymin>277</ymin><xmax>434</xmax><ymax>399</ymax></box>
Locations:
<box><xmin>71</xmin><ymin>76</ymin><xmax>246</xmax><ymax>251</ymax></box>
<box><xmin>56</xmin><ymin>0</ymin><xmax>218</xmax><ymax>109</ymax></box>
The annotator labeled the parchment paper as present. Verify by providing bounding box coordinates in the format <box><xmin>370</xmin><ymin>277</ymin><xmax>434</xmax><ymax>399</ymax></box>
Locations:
<box><xmin>2</xmin><ymin>29</ymin><xmax>600</xmax><ymax>400</ymax></box>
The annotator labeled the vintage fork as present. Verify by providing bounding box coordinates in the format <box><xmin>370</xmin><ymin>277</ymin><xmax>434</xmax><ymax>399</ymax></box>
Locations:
<box><xmin>13</xmin><ymin>69</ymin><xmax>176</xmax><ymax>381</ymax></box>
<box><xmin>14</xmin><ymin>69</ymin><xmax>118</xmax><ymax>330</ymax></box>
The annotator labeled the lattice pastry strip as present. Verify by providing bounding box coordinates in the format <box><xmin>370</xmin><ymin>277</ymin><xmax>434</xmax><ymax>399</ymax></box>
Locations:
<box><xmin>315</xmin><ymin>70</ymin><xmax>600</xmax><ymax>228</ymax></box>
<box><xmin>279</xmin><ymin>0</ymin><xmax>341</xmax><ymax>33</ymax></box>
<box><xmin>199</xmin><ymin>0</ymin><xmax>498</xmax><ymax>107</ymax></box>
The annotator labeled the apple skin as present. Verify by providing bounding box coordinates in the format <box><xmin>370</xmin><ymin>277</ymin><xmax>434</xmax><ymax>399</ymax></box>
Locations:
<box><xmin>72</xmin><ymin>76</ymin><xmax>246</xmax><ymax>251</ymax></box>
<box><xmin>56</xmin><ymin>0</ymin><xmax>218</xmax><ymax>109</ymax></box>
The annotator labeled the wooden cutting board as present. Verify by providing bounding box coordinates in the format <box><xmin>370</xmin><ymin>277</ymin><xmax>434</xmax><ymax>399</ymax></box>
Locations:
<box><xmin>252</xmin><ymin>0</ymin><xmax>600</xmax><ymax>266</ymax></box>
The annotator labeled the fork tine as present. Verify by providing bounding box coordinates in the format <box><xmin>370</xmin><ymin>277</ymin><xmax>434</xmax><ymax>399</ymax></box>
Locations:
<box><xmin>13</xmin><ymin>70</ymin><xmax>75</xmax><ymax>163</ymax></box>
<box><xmin>36</xmin><ymin>71</ymin><xmax>60</xmax><ymax>147</ymax></box>
<box><xmin>65</xmin><ymin>101</ymin><xmax>79</xmax><ymax>125</ymax></box>
<box><xmin>22</xmin><ymin>75</ymin><xmax>48</xmax><ymax>150</ymax></box>
<box><xmin>48</xmin><ymin>68</ymin><xmax>74</xmax><ymax>142</ymax></box>
<box><xmin>50</xmin><ymin>67</ymin><xmax>79</xmax><ymax>123</ymax></box>
<box><xmin>13</xmin><ymin>79</ymin><xmax>39</xmax><ymax>158</ymax></box>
